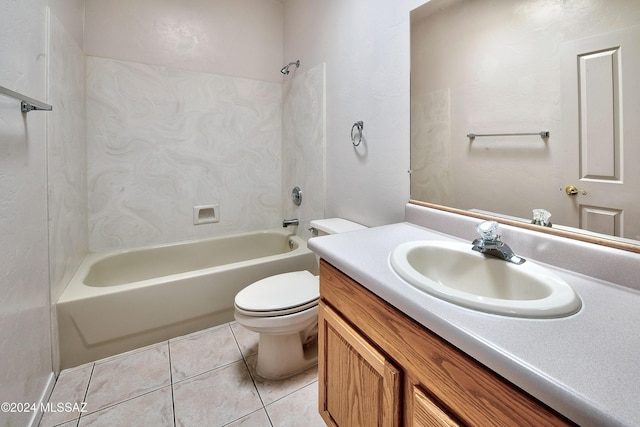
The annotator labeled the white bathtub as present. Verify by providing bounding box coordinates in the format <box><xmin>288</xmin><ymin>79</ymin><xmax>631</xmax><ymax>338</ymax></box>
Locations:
<box><xmin>57</xmin><ymin>229</ymin><xmax>318</xmax><ymax>369</ymax></box>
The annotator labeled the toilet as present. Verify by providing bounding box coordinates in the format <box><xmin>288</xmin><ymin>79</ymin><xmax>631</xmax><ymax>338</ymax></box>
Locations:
<box><xmin>234</xmin><ymin>218</ymin><xmax>366</xmax><ymax>379</ymax></box>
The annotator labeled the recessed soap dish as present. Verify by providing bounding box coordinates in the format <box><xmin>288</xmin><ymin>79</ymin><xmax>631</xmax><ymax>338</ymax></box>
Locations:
<box><xmin>193</xmin><ymin>205</ymin><xmax>220</xmax><ymax>225</ymax></box>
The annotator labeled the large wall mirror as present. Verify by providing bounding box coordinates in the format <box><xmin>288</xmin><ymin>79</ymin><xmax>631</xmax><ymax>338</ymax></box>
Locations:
<box><xmin>410</xmin><ymin>0</ymin><xmax>640</xmax><ymax>252</ymax></box>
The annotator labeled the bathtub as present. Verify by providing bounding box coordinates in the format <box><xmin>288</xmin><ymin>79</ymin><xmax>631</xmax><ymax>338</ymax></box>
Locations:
<box><xmin>57</xmin><ymin>229</ymin><xmax>318</xmax><ymax>369</ymax></box>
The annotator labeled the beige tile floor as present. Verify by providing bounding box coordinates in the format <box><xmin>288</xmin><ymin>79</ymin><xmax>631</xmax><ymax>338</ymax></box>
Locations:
<box><xmin>39</xmin><ymin>322</ymin><xmax>326</xmax><ymax>427</ymax></box>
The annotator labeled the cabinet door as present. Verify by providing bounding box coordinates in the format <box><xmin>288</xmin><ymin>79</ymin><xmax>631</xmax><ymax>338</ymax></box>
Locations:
<box><xmin>412</xmin><ymin>386</ymin><xmax>461</xmax><ymax>427</ymax></box>
<box><xmin>318</xmin><ymin>301</ymin><xmax>401</xmax><ymax>427</ymax></box>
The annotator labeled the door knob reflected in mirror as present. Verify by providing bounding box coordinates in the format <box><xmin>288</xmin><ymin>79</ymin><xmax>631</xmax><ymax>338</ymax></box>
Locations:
<box><xmin>565</xmin><ymin>185</ymin><xmax>587</xmax><ymax>196</ymax></box>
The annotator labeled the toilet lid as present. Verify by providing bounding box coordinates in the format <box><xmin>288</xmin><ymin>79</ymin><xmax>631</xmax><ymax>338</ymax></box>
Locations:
<box><xmin>235</xmin><ymin>271</ymin><xmax>319</xmax><ymax>315</ymax></box>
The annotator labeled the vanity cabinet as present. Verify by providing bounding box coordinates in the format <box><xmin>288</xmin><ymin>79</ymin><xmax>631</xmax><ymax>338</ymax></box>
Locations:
<box><xmin>318</xmin><ymin>260</ymin><xmax>575</xmax><ymax>427</ymax></box>
<box><xmin>319</xmin><ymin>302</ymin><xmax>401</xmax><ymax>426</ymax></box>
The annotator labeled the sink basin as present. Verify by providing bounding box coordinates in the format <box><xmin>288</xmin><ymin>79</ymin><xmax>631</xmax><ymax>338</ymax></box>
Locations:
<box><xmin>390</xmin><ymin>241</ymin><xmax>581</xmax><ymax>318</ymax></box>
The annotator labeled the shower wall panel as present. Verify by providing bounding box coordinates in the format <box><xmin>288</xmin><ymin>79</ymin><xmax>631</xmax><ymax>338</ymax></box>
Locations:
<box><xmin>86</xmin><ymin>57</ymin><xmax>282</xmax><ymax>252</ymax></box>
<box><xmin>48</xmin><ymin>10</ymin><xmax>88</xmax><ymax>373</ymax></box>
<box><xmin>281</xmin><ymin>63</ymin><xmax>326</xmax><ymax>237</ymax></box>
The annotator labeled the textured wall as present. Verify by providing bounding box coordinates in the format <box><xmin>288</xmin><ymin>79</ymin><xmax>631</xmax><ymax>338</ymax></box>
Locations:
<box><xmin>0</xmin><ymin>3</ymin><xmax>51</xmax><ymax>426</ymax></box>
<box><xmin>0</xmin><ymin>0</ymin><xmax>86</xmax><ymax>426</ymax></box>
<box><xmin>86</xmin><ymin>57</ymin><xmax>283</xmax><ymax>251</ymax></box>
<box><xmin>84</xmin><ymin>0</ymin><xmax>284</xmax><ymax>83</ymax></box>
<box><xmin>282</xmin><ymin>0</ymin><xmax>427</xmax><ymax>227</ymax></box>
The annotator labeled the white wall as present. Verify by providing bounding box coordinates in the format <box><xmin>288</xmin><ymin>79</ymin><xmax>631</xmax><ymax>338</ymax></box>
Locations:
<box><xmin>0</xmin><ymin>0</ymin><xmax>85</xmax><ymax>425</ymax></box>
<box><xmin>0</xmin><ymin>4</ymin><xmax>51</xmax><ymax>426</ymax></box>
<box><xmin>282</xmin><ymin>0</ymin><xmax>427</xmax><ymax>227</ymax></box>
<box><xmin>84</xmin><ymin>0</ymin><xmax>284</xmax><ymax>83</ymax></box>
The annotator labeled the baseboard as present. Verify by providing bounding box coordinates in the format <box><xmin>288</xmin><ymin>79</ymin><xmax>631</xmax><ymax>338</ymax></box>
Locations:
<box><xmin>27</xmin><ymin>372</ymin><xmax>57</xmax><ymax>427</ymax></box>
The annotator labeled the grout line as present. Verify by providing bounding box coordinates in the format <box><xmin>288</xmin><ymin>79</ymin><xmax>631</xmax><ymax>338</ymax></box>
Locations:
<box><xmin>229</xmin><ymin>323</ymin><xmax>270</xmax><ymax>414</ymax></box>
<box><xmin>264</xmin><ymin>406</ymin><xmax>275</xmax><ymax>427</ymax></box>
<box><xmin>76</xmin><ymin>385</ymin><xmax>172</xmax><ymax>420</ymax></box>
<box><xmin>266</xmin><ymin>378</ymin><xmax>319</xmax><ymax>406</ymax></box>
<box><xmin>75</xmin><ymin>363</ymin><xmax>94</xmax><ymax>426</ymax></box>
<box><xmin>219</xmin><ymin>408</ymin><xmax>272</xmax><ymax>427</ymax></box>
<box><xmin>236</xmin><ymin>349</ymin><xmax>264</xmax><ymax>406</ymax></box>
<box><xmin>167</xmin><ymin>341</ymin><xmax>177</xmax><ymax>427</ymax></box>
<box><xmin>91</xmin><ymin>340</ymin><xmax>166</xmax><ymax>366</ymax></box>
<box><xmin>228</xmin><ymin>322</ymin><xmax>248</xmax><ymax>358</ymax></box>
<box><xmin>241</xmin><ymin>357</ymin><xmax>277</xmax><ymax>424</ymax></box>
<box><xmin>171</xmin><ymin>358</ymin><xmax>247</xmax><ymax>386</ymax></box>
<box><xmin>169</xmin><ymin>322</ymin><xmax>230</xmax><ymax>344</ymax></box>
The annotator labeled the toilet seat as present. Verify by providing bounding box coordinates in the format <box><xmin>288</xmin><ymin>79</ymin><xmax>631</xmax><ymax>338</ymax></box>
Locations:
<box><xmin>234</xmin><ymin>271</ymin><xmax>319</xmax><ymax>317</ymax></box>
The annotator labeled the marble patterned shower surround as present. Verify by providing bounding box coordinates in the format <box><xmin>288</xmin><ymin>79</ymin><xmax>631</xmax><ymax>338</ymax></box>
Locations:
<box><xmin>48</xmin><ymin>11</ymin><xmax>87</xmax><ymax>372</ymax></box>
<box><xmin>86</xmin><ymin>56</ymin><xmax>283</xmax><ymax>251</ymax></box>
<box><xmin>282</xmin><ymin>63</ymin><xmax>326</xmax><ymax>237</ymax></box>
<box><xmin>410</xmin><ymin>87</ymin><xmax>451</xmax><ymax>205</ymax></box>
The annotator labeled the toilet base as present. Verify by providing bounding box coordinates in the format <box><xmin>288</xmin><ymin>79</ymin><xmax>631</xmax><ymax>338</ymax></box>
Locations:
<box><xmin>255</xmin><ymin>331</ymin><xmax>318</xmax><ymax>380</ymax></box>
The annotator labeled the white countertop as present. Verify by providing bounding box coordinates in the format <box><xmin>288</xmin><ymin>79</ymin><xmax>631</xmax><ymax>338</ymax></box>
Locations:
<box><xmin>308</xmin><ymin>222</ymin><xmax>640</xmax><ymax>427</ymax></box>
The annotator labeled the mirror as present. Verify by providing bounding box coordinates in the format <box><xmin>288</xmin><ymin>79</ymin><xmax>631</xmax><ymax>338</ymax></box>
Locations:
<box><xmin>410</xmin><ymin>0</ymin><xmax>640</xmax><ymax>251</ymax></box>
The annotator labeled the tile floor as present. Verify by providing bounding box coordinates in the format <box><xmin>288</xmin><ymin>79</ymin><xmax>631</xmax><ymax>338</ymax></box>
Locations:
<box><xmin>39</xmin><ymin>322</ymin><xmax>326</xmax><ymax>427</ymax></box>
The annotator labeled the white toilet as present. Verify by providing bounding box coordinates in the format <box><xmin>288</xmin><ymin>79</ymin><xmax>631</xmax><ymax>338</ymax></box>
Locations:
<box><xmin>234</xmin><ymin>218</ymin><xmax>366</xmax><ymax>379</ymax></box>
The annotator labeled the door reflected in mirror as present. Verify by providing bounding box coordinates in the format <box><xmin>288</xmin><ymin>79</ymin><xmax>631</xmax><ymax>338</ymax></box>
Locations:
<box><xmin>410</xmin><ymin>0</ymin><xmax>640</xmax><ymax>246</ymax></box>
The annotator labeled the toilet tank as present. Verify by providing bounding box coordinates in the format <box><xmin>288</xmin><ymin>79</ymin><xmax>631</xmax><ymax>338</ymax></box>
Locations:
<box><xmin>309</xmin><ymin>218</ymin><xmax>367</xmax><ymax>236</ymax></box>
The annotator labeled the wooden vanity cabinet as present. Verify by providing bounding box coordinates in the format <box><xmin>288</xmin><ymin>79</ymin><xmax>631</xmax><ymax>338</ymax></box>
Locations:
<box><xmin>318</xmin><ymin>260</ymin><xmax>575</xmax><ymax>427</ymax></box>
<box><xmin>318</xmin><ymin>303</ymin><xmax>401</xmax><ymax>427</ymax></box>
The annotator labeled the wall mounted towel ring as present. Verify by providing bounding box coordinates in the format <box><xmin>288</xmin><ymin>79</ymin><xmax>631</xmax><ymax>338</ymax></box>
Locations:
<box><xmin>351</xmin><ymin>121</ymin><xmax>364</xmax><ymax>146</ymax></box>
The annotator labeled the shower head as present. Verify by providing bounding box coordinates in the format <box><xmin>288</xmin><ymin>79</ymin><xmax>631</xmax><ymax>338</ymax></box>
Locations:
<box><xmin>280</xmin><ymin>60</ymin><xmax>300</xmax><ymax>75</ymax></box>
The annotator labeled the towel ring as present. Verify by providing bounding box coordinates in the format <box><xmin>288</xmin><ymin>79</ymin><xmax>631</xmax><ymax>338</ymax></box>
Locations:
<box><xmin>351</xmin><ymin>121</ymin><xmax>364</xmax><ymax>146</ymax></box>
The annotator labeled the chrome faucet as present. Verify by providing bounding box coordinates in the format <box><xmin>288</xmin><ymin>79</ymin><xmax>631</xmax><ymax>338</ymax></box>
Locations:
<box><xmin>282</xmin><ymin>218</ymin><xmax>299</xmax><ymax>228</ymax></box>
<box><xmin>471</xmin><ymin>221</ymin><xmax>526</xmax><ymax>265</ymax></box>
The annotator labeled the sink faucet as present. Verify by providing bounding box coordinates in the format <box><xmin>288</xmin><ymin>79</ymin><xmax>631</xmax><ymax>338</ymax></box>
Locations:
<box><xmin>471</xmin><ymin>221</ymin><xmax>526</xmax><ymax>265</ymax></box>
<box><xmin>282</xmin><ymin>218</ymin><xmax>299</xmax><ymax>228</ymax></box>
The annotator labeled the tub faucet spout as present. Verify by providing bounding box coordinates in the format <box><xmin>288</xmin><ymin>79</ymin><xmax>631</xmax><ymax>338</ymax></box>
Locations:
<box><xmin>282</xmin><ymin>218</ymin><xmax>299</xmax><ymax>228</ymax></box>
